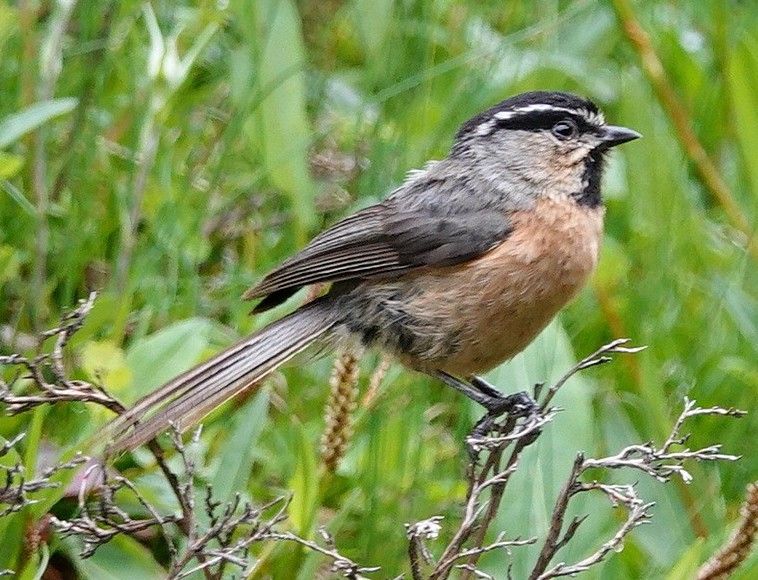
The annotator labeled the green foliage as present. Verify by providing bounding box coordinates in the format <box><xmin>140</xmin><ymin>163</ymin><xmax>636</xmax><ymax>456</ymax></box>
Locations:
<box><xmin>0</xmin><ymin>0</ymin><xmax>755</xmax><ymax>577</ymax></box>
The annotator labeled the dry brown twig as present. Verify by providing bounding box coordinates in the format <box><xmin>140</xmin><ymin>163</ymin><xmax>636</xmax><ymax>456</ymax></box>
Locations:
<box><xmin>1</xmin><ymin>297</ymin><xmax>213</xmax><ymax>578</ymax></box>
<box><xmin>529</xmin><ymin>397</ymin><xmax>743</xmax><ymax>580</ymax></box>
<box><xmin>51</xmin><ymin>462</ymin><xmax>182</xmax><ymax>558</ymax></box>
<box><xmin>0</xmin><ymin>433</ymin><xmax>88</xmax><ymax>517</ymax></box>
<box><xmin>50</xmin><ymin>424</ymin><xmax>377</xmax><ymax>579</ymax></box>
<box><xmin>610</xmin><ymin>0</ymin><xmax>757</xmax><ymax>260</ymax></box>
<box><xmin>1</xmin><ymin>299</ymin><xmax>377</xmax><ymax>577</ymax></box>
<box><xmin>0</xmin><ymin>292</ymin><xmax>123</xmax><ymax>413</ymax></box>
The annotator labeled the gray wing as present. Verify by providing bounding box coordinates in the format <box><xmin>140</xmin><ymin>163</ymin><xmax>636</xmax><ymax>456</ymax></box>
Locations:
<box><xmin>244</xmin><ymin>200</ymin><xmax>512</xmax><ymax>313</ymax></box>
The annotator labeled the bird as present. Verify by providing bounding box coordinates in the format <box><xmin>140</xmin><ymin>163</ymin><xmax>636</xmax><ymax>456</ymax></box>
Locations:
<box><xmin>105</xmin><ymin>90</ymin><xmax>640</xmax><ymax>452</ymax></box>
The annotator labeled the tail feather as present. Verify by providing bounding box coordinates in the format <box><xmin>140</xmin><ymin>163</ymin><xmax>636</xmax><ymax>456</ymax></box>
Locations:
<box><xmin>107</xmin><ymin>301</ymin><xmax>337</xmax><ymax>452</ymax></box>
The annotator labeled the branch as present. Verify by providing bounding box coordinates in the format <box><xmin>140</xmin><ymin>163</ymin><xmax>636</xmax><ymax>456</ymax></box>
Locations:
<box><xmin>406</xmin><ymin>340</ymin><xmax>742</xmax><ymax>580</ymax></box>
<box><xmin>539</xmin><ymin>338</ymin><xmax>646</xmax><ymax>411</ymax></box>
<box><xmin>51</xmin><ymin>425</ymin><xmax>379</xmax><ymax>578</ymax></box>
<box><xmin>2</xmin><ymin>295</ymin><xmax>379</xmax><ymax>577</ymax></box>
<box><xmin>262</xmin><ymin>530</ymin><xmax>381</xmax><ymax>579</ymax></box>
<box><xmin>0</xmin><ymin>433</ymin><xmax>88</xmax><ymax>517</ymax></box>
<box><xmin>0</xmin><ymin>293</ymin><xmax>123</xmax><ymax>414</ymax></box>
<box><xmin>530</xmin><ymin>399</ymin><xmax>743</xmax><ymax>579</ymax></box>
<box><xmin>536</xmin><ymin>483</ymin><xmax>653</xmax><ymax>579</ymax></box>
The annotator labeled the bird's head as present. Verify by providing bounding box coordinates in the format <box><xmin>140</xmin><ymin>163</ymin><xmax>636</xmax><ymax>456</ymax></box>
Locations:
<box><xmin>452</xmin><ymin>91</ymin><xmax>640</xmax><ymax>207</ymax></box>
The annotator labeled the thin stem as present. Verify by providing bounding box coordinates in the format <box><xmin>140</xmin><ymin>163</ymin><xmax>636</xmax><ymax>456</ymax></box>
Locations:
<box><xmin>610</xmin><ymin>0</ymin><xmax>757</xmax><ymax>260</ymax></box>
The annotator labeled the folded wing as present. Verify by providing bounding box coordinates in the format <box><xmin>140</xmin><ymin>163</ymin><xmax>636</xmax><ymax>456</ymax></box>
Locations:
<box><xmin>245</xmin><ymin>201</ymin><xmax>512</xmax><ymax>312</ymax></box>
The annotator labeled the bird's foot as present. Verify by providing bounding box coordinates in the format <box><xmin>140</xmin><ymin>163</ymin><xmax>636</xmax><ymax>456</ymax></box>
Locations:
<box><xmin>466</xmin><ymin>379</ymin><xmax>540</xmax><ymax>461</ymax></box>
<box><xmin>470</xmin><ymin>389</ymin><xmax>538</xmax><ymax>438</ymax></box>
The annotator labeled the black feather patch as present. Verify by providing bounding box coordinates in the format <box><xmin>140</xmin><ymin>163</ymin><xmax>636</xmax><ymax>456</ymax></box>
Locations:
<box><xmin>455</xmin><ymin>91</ymin><xmax>600</xmax><ymax>141</ymax></box>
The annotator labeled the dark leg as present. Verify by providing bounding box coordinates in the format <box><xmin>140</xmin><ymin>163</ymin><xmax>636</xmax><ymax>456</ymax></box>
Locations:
<box><xmin>469</xmin><ymin>375</ymin><xmax>537</xmax><ymax>417</ymax></box>
<box><xmin>434</xmin><ymin>371</ymin><xmax>537</xmax><ymax>417</ymax></box>
<box><xmin>434</xmin><ymin>370</ymin><xmax>497</xmax><ymax>408</ymax></box>
<box><xmin>433</xmin><ymin>370</ymin><xmax>539</xmax><ymax>459</ymax></box>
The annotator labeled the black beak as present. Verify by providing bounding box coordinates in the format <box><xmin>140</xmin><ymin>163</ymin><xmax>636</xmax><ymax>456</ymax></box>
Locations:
<box><xmin>599</xmin><ymin>125</ymin><xmax>642</xmax><ymax>148</ymax></box>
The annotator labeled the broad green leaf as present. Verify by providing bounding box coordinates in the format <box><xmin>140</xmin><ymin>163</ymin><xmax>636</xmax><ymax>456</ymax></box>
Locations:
<box><xmin>483</xmin><ymin>321</ymin><xmax>604</xmax><ymax>577</ymax></box>
<box><xmin>728</xmin><ymin>36</ymin><xmax>758</xmax><ymax>197</ymax></box>
<box><xmin>287</xmin><ymin>422</ymin><xmax>318</xmax><ymax>536</ymax></box>
<box><xmin>0</xmin><ymin>98</ymin><xmax>78</xmax><ymax>149</ymax></box>
<box><xmin>353</xmin><ymin>0</ymin><xmax>394</xmax><ymax>58</ymax></box>
<box><xmin>81</xmin><ymin>340</ymin><xmax>133</xmax><ymax>394</ymax></box>
<box><xmin>25</xmin><ymin>408</ymin><xmax>80</xmax><ymax>521</ymax></box>
<box><xmin>0</xmin><ymin>2</ymin><xmax>18</xmax><ymax>57</ymax></box>
<box><xmin>253</xmin><ymin>0</ymin><xmax>314</xmax><ymax>241</ymax></box>
<box><xmin>17</xmin><ymin>542</ymin><xmax>49</xmax><ymax>580</ymax></box>
<box><xmin>212</xmin><ymin>388</ymin><xmax>270</xmax><ymax>502</ymax></box>
<box><xmin>666</xmin><ymin>538</ymin><xmax>704</xmax><ymax>580</ymax></box>
<box><xmin>70</xmin><ymin>534</ymin><xmax>165</xmax><ymax>579</ymax></box>
<box><xmin>0</xmin><ymin>151</ymin><xmax>23</xmax><ymax>179</ymax></box>
<box><xmin>68</xmin><ymin>293</ymin><xmax>126</xmax><ymax>349</ymax></box>
<box><xmin>125</xmin><ymin>318</ymin><xmax>216</xmax><ymax>400</ymax></box>
<box><xmin>0</xmin><ymin>244</ymin><xmax>21</xmax><ymax>284</ymax></box>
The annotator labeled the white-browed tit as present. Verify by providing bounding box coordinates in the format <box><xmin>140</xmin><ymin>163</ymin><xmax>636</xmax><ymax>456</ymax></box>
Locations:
<box><xmin>105</xmin><ymin>91</ymin><xmax>640</xmax><ymax>452</ymax></box>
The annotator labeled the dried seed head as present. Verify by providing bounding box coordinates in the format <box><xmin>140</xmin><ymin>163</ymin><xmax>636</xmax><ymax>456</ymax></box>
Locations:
<box><xmin>697</xmin><ymin>481</ymin><xmax>758</xmax><ymax>580</ymax></box>
<box><xmin>320</xmin><ymin>351</ymin><xmax>360</xmax><ymax>473</ymax></box>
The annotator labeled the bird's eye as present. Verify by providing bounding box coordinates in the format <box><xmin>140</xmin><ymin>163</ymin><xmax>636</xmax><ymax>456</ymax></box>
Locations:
<box><xmin>552</xmin><ymin>120</ymin><xmax>578</xmax><ymax>140</ymax></box>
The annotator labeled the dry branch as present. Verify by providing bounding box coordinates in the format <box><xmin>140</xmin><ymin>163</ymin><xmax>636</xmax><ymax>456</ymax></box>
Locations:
<box><xmin>404</xmin><ymin>341</ymin><xmax>744</xmax><ymax>580</ymax></box>
<box><xmin>1</xmin><ymin>298</ymin><xmax>748</xmax><ymax>579</ymax></box>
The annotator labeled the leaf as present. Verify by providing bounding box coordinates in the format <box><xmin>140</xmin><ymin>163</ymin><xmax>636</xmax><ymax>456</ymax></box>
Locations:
<box><xmin>0</xmin><ymin>151</ymin><xmax>23</xmax><ymax>179</ymax></box>
<box><xmin>0</xmin><ymin>244</ymin><xmax>21</xmax><ymax>284</ymax></box>
<box><xmin>352</xmin><ymin>0</ymin><xmax>394</xmax><ymax>58</ymax></box>
<box><xmin>17</xmin><ymin>542</ymin><xmax>49</xmax><ymax>580</ymax></box>
<box><xmin>252</xmin><ymin>0</ymin><xmax>315</xmax><ymax>241</ymax></box>
<box><xmin>25</xmin><ymin>409</ymin><xmax>81</xmax><ymax>522</ymax></box>
<box><xmin>665</xmin><ymin>538</ymin><xmax>704</xmax><ymax>580</ymax></box>
<box><xmin>483</xmin><ymin>321</ymin><xmax>604</xmax><ymax>576</ymax></box>
<box><xmin>211</xmin><ymin>388</ymin><xmax>270</xmax><ymax>502</ymax></box>
<box><xmin>125</xmin><ymin>318</ymin><xmax>216</xmax><ymax>400</ymax></box>
<box><xmin>727</xmin><ymin>36</ymin><xmax>758</xmax><ymax>197</ymax></box>
<box><xmin>287</xmin><ymin>422</ymin><xmax>318</xmax><ymax>536</ymax></box>
<box><xmin>0</xmin><ymin>436</ymin><xmax>24</xmax><ymax>572</ymax></box>
<box><xmin>1</xmin><ymin>179</ymin><xmax>36</xmax><ymax>216</ymax></box>
<box><xmin>0</xmin><ymin>2</ymin><xmax>17</xmax><ymax>57</ymax></box>
<box><xmin>0</xmin><ymin>97</ymin><xmax>78</xmax><ymax>149</ymax></box>
<box><xmin>69</xmin><ymin>534</ymin><xmax>165</xmax><ymax>579</ymax></box>
<box><xmin>81</xmin><ymin>340</ymin><xmax>133</xmax><ymax>394</ymax></box>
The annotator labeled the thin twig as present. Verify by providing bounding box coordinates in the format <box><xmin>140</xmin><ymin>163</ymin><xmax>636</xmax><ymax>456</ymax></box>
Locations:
<box><xmin>540</xmin><ymin>338</ymin><xmax>645</xmax><ymax>411</ymax></box>
<box><xmin>408</xmin><ymin>341</ymin><xmax>741</xmax><ymax>580</ymax></box>
<box><xmin>530</xmin><ymin>399</ymin><xmax>743</xmax><ymax>579</ymax></box>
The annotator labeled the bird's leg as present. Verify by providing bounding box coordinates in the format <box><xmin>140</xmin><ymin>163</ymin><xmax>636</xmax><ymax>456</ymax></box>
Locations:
<box><xmin>470</xmin><ymin>376</ymin><xmax>538</xmax><ymax>417</ymax></box>
<box><xmin>434</xmin><ymin>371</ymin><xmax>537</xmax><ymax>418</ymax></box>
<box><xmin>434</xmin><ymin>371</ymin><xmax>539</xmax><ymax>457</ymax></box>
<box><xmin>434</xmin><ymin>370</ymin><xmax>498</xmax><ymax>408</ymax></box>
<box><xmin>467</xmin><ymin>375</ymin><xmax>538</xmax><ymax>438</ymax></box>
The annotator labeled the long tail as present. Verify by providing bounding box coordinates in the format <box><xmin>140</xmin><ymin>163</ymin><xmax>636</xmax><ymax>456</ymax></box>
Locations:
<box><xmin>106</xmin><ymin>300</ymin><xmax>338</xmax><ymax>452</ymax></box>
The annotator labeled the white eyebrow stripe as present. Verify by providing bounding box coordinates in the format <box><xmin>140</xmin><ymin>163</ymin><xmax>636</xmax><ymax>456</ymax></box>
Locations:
<box><xmin>475</xmin><ymin>118</ymin><xmax>497</xmax><ymax>136</ymax></box>
<box><xmin>493</xmin><ymin>104</ymin><xmax>574</xmax><ymax>119</ymax></box>
<box><xmin>493</xmin><ymin>105</ymin><xmax>605</xmax><ymax>125</ymax></box>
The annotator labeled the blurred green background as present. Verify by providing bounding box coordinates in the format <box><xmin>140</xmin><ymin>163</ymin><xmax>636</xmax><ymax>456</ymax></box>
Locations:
<box><xmin>0</xmin><ymin>0</ymin><xmax>755</xmax><ymax>577</ymax></box>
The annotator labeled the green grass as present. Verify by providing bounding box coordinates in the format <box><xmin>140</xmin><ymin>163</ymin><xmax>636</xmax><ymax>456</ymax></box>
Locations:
<box><xmin>0</xmin><ymin>0</ymin><xmax>756</xmax><ymax>577</ymax></box>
